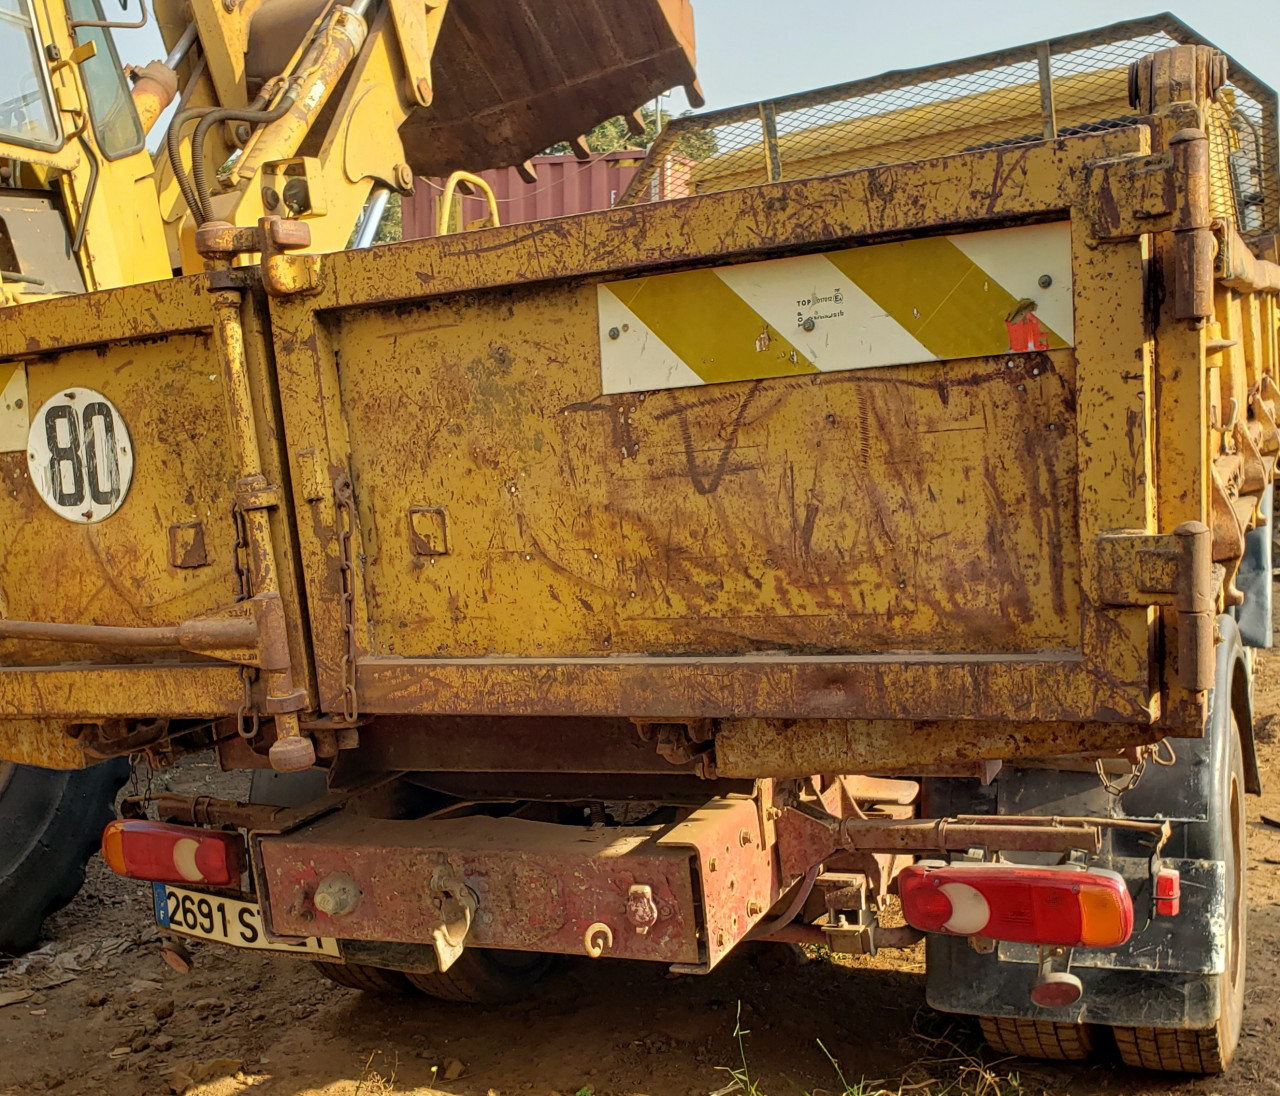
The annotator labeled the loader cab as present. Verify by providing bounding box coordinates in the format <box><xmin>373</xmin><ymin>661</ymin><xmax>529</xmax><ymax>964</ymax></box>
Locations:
<box><xmin>0</xmin><ymin>0</ymin><xmax>63</xmax><ymax>153</ymax></box>
<box><xmin>0</xmin><ymin>0</ymin><xmax>169</xmax><ymax>302</ymax></box>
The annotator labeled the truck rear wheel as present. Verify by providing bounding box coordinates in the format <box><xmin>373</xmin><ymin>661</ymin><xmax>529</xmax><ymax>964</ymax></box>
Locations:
<box><xmin>1109</xmin><ymin>713</ymin><xmax>1247</xmax><ymax>1074</ymax></box>
<box><xmin>404</xmin><ymin>949</ymin><xmax>554</xmax><ymax>1003</ymax></box>
<box><xmin>0</xmin><ymin>759</ymin><xmax>129</xmax><ymax>953</ymax></box>
<box><xmin>979</xmin><ymin>1017</ymin><xmax>1094</xmax><ymax>1061</ymax></box>
<box><xmin>313</xmin><ymin>962</ymin><xmax>414</xmax><ymax>994</ymax></box>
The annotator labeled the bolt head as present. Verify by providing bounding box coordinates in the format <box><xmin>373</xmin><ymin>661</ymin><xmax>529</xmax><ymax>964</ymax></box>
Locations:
<box><xmin>313</xmin><ymin>872</ymin><xmax>362</xmax><ymax>917</ymax></box>
<box><xmin>802</xmin><ymin>317</ymin><xmax>816</xmax><ymax>332</ymax></box>
<box><xmin>1038</xmin><ymin>274</ymin><xmax>1054</xmax><ymax>289</ymax></box>
<box><xmin>608</xmin><ymin>327</ymin><xmax>621</xmax><ymax>340</ymax></box>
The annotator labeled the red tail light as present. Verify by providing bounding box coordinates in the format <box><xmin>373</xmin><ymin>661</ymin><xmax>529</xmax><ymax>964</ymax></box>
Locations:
<box><xmin>1155</xmin><ymin>867</ymin><xmax>1181</xmax><ymax>916</ymax></box>
<box><xmin>898</xmin><ymin>861</ymin><xmax>1134</xmax><ymax>948</ymax></box>
<box><xmin>101</xmin><ymin>820</ymin><xmax>243</xmax><ymax>887</ymax></box>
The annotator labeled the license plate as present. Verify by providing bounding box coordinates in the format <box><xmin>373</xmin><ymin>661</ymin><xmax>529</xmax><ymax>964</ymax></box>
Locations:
<box><xmin>154</xmin><ymin>883</ymin><xmax>340</xmax><ymax>957</ymax></box>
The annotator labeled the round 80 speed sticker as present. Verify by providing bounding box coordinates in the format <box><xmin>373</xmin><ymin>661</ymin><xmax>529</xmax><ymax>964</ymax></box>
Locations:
<box><xmin>27</xmin><ymin>388</ymin><xmax>134</xmax><ymax>523</ymax></box>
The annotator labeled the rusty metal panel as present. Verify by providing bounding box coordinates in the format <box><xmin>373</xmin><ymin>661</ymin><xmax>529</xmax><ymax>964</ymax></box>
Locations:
<box><xmin>0</xmin><ymin>332</ymin><xmax>236</xmax><ymax>667</ymax></box>
<box><xmin>333</xmin><ymin>310</ymin><xmax>1081</xmax><ymax>660</ymax></box>
<box><xmin>258</xmin><ymin>795</ymin><xmax>774</xmax><ymax>969</ymax></box>
<box><xmin>0</xmin><ymin>278</ymin><xmax>312</xmax><ymax>725</ymax></box>
<box><xmin>270</xmin><ymin>130</ymin><xmax>1173</xmax><ymax>735</ymax></box>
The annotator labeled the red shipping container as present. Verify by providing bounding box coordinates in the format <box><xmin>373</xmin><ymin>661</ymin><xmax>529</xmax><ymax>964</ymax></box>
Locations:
<box><xmin>401</xmin><ymin>150</ymin><xmax>688</xmax><ymax>238</ymax></box>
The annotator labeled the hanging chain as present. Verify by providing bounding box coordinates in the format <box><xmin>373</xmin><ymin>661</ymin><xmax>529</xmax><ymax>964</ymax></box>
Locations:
<box><xmin>1097</xmin><ymin>754</ymin><xmax>1147</xmax><ymax>796</ymax></box>
<box><xmin>1096</xmin><ymin>739</ymin><xmax>1176</xmax><ymax>797</ymax></box>
<box><xmin>236</xmin><ymin>665</ymin><xmax>260</xmax><ymax>739</ymax></box>
<box><xmin>334</xmin><ymin>473</ymin><xmax>359</xmax><ymax>724</ymax></box>
<box><xmin>231</xmin><ymin>503</ymin><xmax>260</xmax><ymax>739</ymax></box>
<box><xmin>231</xmin><ymin>503</ymin><xmax>252</xmax><ymax>601</ymax></box>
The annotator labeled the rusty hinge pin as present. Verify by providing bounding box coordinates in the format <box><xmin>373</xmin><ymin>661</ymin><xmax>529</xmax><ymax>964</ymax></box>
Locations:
<box><xmin>1173</xmin><ymin>520</ymin><xmax>1214</xmax><ymax>691</ymax></box>
<box><xmin>199</xmin><ymin>240</ymin><xmax>313</xmax><ymax>773</ymax></box>
<box><xmin>1168</xmin><ymin>128</ymin><xmax>1214</xmax><ymax>323</ymax></box>
<box><xmin>334</xmin><ymin>474</ymin><xmax>360</xmax><ymax>724</ymax></box>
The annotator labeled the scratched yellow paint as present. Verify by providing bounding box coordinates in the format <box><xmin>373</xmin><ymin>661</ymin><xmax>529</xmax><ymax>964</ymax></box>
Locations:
<box><xmin>331</xmin><ymin>280</ymin><xmax>1083</xmax><ymax>661</ymax></box>
<box><xmin>0</xmin><ymin>335</ymin><xmax>241</xmax><ymax>669</ymax></box>
<box><xmin>0</xmin><ymin>363</ymin><xmax>26</xmax><ymax>453</ymax></box>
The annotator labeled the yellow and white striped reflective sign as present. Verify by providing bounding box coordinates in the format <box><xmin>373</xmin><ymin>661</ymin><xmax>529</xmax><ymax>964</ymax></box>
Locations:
<box><xmin>598</xmin><ymin>222</ymin><xmax>1073</xmax><ymax>394</ymax></box>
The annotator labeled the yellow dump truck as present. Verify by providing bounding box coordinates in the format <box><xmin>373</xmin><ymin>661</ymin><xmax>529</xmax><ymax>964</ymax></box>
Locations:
<box><xmin>0</xmin><ymin>5</ymin><xmax>1277</xmax><ymax>1075</ymax></box>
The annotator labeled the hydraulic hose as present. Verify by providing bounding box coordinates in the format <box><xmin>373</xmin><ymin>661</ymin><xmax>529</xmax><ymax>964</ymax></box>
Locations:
<box><xmin>189</xmin><ymin>91</ymin><xmax>297</xmax><ymax>223</ymax></box>
<box><xmin>166</xmin><ymin>104</ymin><xmax>217</xmax><ymax>223</ymax></box>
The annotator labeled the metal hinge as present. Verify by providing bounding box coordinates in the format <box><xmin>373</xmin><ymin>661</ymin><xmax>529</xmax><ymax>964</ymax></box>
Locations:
<box><xmin>334</xmin><ymin>472</ymin><xmax>360</xmax><ymax>724</ymax></box>
<box><xmin>1095</xmin><ymin>522</ymin><xmax>1214</xmax><ymax>690</ymax></box>
<box><xmin>1084</xmin><ymin>127</ymin><xmax>1213</xmax><ymax>322</ymax></box>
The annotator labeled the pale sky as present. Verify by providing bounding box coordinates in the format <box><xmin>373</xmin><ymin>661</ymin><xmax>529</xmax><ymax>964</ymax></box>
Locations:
<box><xmin>114</xmin><ymin>1</ymin><xmax>1279</xmax><ymax>129</ymax></box>
<box><xmin>678</xmin><ymin>1</ymin><xmax>1279</xmax><ymax>113</ymax></box>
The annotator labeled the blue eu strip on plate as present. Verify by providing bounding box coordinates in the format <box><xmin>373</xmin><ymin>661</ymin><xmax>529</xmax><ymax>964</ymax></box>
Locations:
<box><xmin>153</xmin><ymin>882</ymin><xmax>169</xmax><ymax>927</ymax></box>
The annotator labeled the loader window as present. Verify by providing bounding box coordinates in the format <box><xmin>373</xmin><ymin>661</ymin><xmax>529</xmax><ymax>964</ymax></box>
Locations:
<box><xmin>0</xmin><ymin>0</ymin><xmax>62</xmax><ymax>151</ymax></box>
<box><xmin>68</xmin><ymin>0</ymin><xmax>144</xmax><ymax>160</ymax></box>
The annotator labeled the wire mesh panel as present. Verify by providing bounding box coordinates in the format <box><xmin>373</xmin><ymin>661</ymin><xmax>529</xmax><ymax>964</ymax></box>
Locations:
<box><xmin>619</xmin><ymin>15</ymin><xmax>1279</xmax><ymax>239</ymax></box>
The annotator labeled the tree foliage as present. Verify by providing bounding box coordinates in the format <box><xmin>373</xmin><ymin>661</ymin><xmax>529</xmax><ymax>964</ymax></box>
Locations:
<box><xmin>373</xmin><ymin>192</ymin><xmax>402</xmax><ymax>243</ymax></box>
<box><xmin>545</xmin><ymin>105</ymin><xmax>716</xmax><ymax>160</ymax></box>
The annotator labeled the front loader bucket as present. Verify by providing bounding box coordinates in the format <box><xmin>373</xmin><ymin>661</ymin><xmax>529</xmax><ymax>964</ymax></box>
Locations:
<box><xmin>398</xmin><ymin>0</ymin><xmax>698</xmax><ymax>176</ymax></box>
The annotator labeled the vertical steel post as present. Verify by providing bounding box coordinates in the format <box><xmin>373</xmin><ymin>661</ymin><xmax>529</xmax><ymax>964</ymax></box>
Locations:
<box><xmin>759</xmin><ymin>101</ymin><xmax>782</xmax><ymax>184</ymax></box>
<box><xmin>1037</xmin><ymin>42</ymin><xmax>1058</xmax><ymax>141</ymax></box>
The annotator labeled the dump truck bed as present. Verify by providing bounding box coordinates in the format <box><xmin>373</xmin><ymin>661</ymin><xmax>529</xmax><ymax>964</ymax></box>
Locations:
<box><xmin>0</xmin><ymin>18</ymin><xmax>1277</xmax><ymax>780</ymax></box>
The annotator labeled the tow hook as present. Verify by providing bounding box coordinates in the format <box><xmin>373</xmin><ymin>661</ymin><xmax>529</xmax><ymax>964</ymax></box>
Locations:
<box><xmin>583</xmin><ymin>922</ymin><xmax>613</xmax><ymax>957</ymax></box>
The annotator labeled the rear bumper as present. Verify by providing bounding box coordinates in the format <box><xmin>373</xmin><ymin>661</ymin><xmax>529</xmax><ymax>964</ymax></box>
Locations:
<box><xmin>254</xmin><ymin>796</ymin><xmax>778</xmax><ymax>973</ymax></box>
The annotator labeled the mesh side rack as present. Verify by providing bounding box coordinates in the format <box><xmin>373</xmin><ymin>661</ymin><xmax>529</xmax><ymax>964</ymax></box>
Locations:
<box><xmin>619</xmin><ymin>15</ymin><xmax>1278</xmax><ymax>239</ymax></box>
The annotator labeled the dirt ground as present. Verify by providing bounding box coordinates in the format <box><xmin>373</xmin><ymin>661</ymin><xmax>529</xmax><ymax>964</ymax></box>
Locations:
<box><xmin>3</xmin><ymin>668</ymin><xmax>1280</xmax><ymax>1096</ymax></box>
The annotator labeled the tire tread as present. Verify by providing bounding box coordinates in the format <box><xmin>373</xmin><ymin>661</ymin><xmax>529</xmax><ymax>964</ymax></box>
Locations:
<box><xmin>1112</xmin><ymin>1025</ymin><xmax>1225</xmax><ymax>1074</ymax></box>
<box><xmin>405</xmin><ymin>949</ymin><xmax>553</xmax><ymax>1003</ymax></box>
<box><xmin>312</xmin><ymin>962</ymin><xmax>413</xmax><ymax>994</ymax></box>
<box><xmin>979</xmin><ymin>1017</ymin><xmax>1093</xmax><ymax>1061</ymax></box>
<box><xmin>0</xmin><ymin>760</ymin><xmax>130</xmax><ymax>954</ymax></box>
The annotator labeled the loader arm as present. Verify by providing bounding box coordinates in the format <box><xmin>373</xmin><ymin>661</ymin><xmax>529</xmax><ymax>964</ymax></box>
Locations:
<box><xmin>0</xmin><ymin>0</ymin><xmax>699</xmax><ymax>287</ymax></box>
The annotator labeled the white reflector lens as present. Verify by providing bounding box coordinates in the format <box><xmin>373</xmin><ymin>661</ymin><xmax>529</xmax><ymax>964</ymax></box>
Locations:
<box><xmin>939</xmin><ymin>882</ymin><xmax>990</xmax><ymax>935</ymax></box>
<box><xmin>172</xmin><ymin>837</ymin><xmax>204</xmax><ymax>882</ymax></box>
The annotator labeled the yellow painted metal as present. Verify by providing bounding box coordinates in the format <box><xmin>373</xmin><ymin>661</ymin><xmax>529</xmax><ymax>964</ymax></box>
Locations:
<box><xmin>258</xmin><ymin>129</ymin><xmax>1156</xmax><ymax>734</ymax></box>
<box><xmin>0</xmin><ymin>1</ymin><xmax>171</xmax><ymax>297</ymax></box>
<box><xmin>0</xmin><ymin>275</ymin><xmax>314</xmax><ymax>764</ymax></box>
<box><xmin>435</xmin><ymin>172</ymin><xmax>500</xmax><ymax>237</ymax></box>
<box><xmin>0</xmin><ymin>27</ymin><xmax>1277</xmax><ymax>784</ymax></box>
<box><xmin>387</xmin><ymin>0</ymin><xmax>449</xmax><ymax>107</ymax></box>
